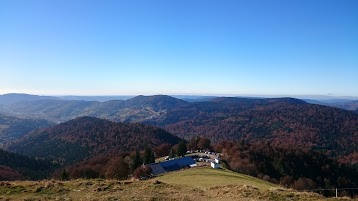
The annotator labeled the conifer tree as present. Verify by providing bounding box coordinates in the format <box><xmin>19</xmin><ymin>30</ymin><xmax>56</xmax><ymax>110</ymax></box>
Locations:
<box><xmin>169</xmin><ymin>149</ymin><xmax>175</xmax><ymax>158</ymax></box>
<box><xmin>177</xmin><ymin>141</ymin><xmax>187</xmax><ymax>157</ymax></box>
<box><xmin>130</xmin><ymin>151</ymin><xmax>142</xmax><ymax>172</ymax></box>
<box><xmin>150</xmin><ymin>151</ymin><xmax>155</xmax><ymax>163</ymax></box>
<box><xmin>144</xmin><ymin>148</ymin><xmax>154</xmax><ymax>164</ymax></box>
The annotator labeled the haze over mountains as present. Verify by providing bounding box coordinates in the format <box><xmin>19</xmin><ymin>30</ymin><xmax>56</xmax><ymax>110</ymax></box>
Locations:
<box><xmin>1</xmin><ymin>93</ymin><xmax>358</xmax><ymax>110</ymax></box>
<box><xmin>1</xmin><ymin>93</ymin><xmax>358</xmax><ymax>164</ymax></box>
<box><xmin>1</xmin><ymin>93</ymin><xmax>357</xmax><ymax>119</ymax></box>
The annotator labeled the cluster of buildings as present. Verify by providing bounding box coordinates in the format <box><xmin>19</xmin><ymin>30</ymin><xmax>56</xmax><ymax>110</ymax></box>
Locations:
<box><xmin>148</xmin><ymin>155</ymin><xmax>221</xmax><ymax>176</ymax></box>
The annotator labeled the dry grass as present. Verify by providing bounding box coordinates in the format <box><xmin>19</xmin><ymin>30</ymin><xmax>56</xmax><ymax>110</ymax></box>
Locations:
<box><xmin>156</xmin><ymin>166</ymin><xmax>277</xmax><ymax>191</ymax></box>
<box><xmin>0</xmin><ymin>167</ymin><xmax>356</xmax><ymax>201</ymax></box>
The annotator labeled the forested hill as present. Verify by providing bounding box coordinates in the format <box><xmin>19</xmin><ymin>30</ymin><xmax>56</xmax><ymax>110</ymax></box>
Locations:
<box><xmin>216</xmin><ymin>141</ymin><xmax>358</xmax><ymax>195</ymax></box>
<box><xmin>0</xmin><ymin>113</ymin><xmax>53</xmax><ymax>144</ymax></box>
<box><xmin>5</xmin><ymin>117</ymin><xmax>181</xmax><ymax>164</ymax></box>
<box><xmin>163</xmin><ymin>99</ymin><xmax>358</xmax><ymax>163</ymax></box>
<box><xmin>0</xmin><ymin>95</ymin><xmax>188</xmax><ymax>123</ymax></box>
<box><xmin>2</xmin><ymin>95</ymin><xmax>358</xmax><ymax>163</ymax></box>
<box><xmin>0</xmin><ymin>149</ymin><xmax>56</xmax><ymax>180</ymax></box>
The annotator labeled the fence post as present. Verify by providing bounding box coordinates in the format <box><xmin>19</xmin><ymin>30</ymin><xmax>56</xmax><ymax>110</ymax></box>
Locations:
<box><xmin>336</xmin><ymin>188</ymin><xmax>338</xmax><ymax>198</ymax></box>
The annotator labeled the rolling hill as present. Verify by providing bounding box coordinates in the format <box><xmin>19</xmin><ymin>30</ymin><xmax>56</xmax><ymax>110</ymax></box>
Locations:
<box><xmin>335</xmin><ymin>100</ymin><xmax>358</xmax><ymax>112</ymax></box>
<box><xmin>305</xmin><ymin>99</ymin><xmax>358</xmax><ymax>112</ymax></box>
<box><xmin>0</xmin><ymin>93</ymin><xmax>59</xmax><ymax>105</ymax></box>
<box><xmin>0</xmin><ymin>95</ymin><xmax>188</xmax><ymax>123</ymax></box>
<box><xmin>4</xmin><ymin>115</ymin><xmax>357</xmax><ymax>193</ymax></box>
<box><xmin>216</xmin><ymin>140</ymin><xmax>358</xmax><ymax>193</ymax></box>
<box><xmin>5</xmin><ymin>116</ymin><xmax>181</xmax><ymax>164</ymax></box>
<box><xmin>0</xmin><ymin>113</ymin><xmax>53</xmax><ymax>144</ymax></box>
<box><xmin>162</xmin><ymin>98</ymin><xmax>358</xmax><ymax>161</ymax></box>
<box><xmin>0</xmin><ymin>149</ymin><xmax>57</xmax><ymax>180</ymax></box>
<box><xmin>0</xmin><ymin>99</ymin><xmax>100</xmax><ymax>123</ymax></box>
<box><xmin>2</xmin><ymin>95</ymin><xmax>358</xmax><ymax>163</ymax></box>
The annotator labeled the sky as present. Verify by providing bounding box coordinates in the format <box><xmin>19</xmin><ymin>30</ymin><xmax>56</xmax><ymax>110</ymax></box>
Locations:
<box><xmin>0</xmin><ymin>0</ymin><xmax>357</xmax><ymax>96</ymax></box>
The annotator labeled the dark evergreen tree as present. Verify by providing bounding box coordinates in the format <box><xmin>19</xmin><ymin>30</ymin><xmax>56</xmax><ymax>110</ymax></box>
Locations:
<box><xmin>169</xmin><ymin>149</ymin><xmax>175</xmax><ymax>158</ymax></box>
<box><xmin>130</xmin><ymin>151</ymin><xmax>142</xmax><ymax>172</ymax></box>
<box><xmin>150</xmin><ymin>151</ymin><xmax>155</xmax><ymax>164</ymax></box>
<box><xmin>143</xmin><ymin>148</ymin><xmax>155</xmax><ymax>164</ymax></box>
<box><xmin>177</xmin><ymin>140</ymin><xmax>187</xmax><ymax>157</ymax></box>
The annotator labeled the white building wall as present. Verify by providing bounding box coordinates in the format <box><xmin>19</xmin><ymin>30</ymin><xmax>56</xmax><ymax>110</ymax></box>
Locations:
<box><xmin>211</xmin><ymin>162</ymin><xmax>220</xmax><ymax>169</ymax></box>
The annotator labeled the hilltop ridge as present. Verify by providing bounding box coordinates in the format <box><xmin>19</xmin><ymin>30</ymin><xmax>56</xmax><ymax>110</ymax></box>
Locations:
<box><xmin>5</xmin><ymin>117</ymin><xmax>181</xmax><ymax>164</ymax></box>
<box><xmin>1</xmin><ymin>95</ymin><xmax>358</xmax><ymax>163</ymax></box>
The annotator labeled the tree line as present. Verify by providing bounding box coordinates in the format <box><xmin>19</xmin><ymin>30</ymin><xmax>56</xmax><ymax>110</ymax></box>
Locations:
<box><xmin>214</xmin><ymin>141</ymin><xmax>358</xmax><ymax>197</ymax></box>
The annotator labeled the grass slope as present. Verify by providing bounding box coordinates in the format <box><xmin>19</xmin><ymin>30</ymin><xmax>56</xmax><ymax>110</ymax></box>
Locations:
<box><xmin>0</xmin><ymin>167</ymin><xmax>356</xmax><ymax>201</ymax></box>
<box><xmin>157</xmin><ymin>167</ymin><xmax>277</xmax><ymax>191</ymax></box>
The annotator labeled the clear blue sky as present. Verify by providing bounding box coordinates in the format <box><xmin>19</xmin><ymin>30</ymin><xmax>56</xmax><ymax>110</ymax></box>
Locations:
<box><xmin>1</xmin><ymin>0</ymin><xmax>357</xmax><ymax>96</ymax></box>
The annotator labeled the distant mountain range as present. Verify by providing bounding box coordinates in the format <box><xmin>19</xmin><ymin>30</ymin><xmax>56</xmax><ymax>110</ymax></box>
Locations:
<box><xmin>304</xmin><ymin>99</ymin><xmax>358</xmax><ymax>112</ymax></box>
<box><xmin>1</xmin><ymin>93</ymin><xmax>358</xmax><ymax>112</ymax></box>
<box><xmin>0</xmin><ymin>93</ymin><xmax>60</xmax><ymax>105</ymax></box>
<box><xmin>1</xmin><ymin>94</ymin><xmax>358</xmax><ymax>163</ymax></box>
<box><xmin>0</xmin><ymin>95</ymin><xmax>188</xmax><ymax>123</ymax></box>
<box><xmin>1</xmin><ymin>94</ymin><xmax>357</xmax><ymax>124</ymax></box>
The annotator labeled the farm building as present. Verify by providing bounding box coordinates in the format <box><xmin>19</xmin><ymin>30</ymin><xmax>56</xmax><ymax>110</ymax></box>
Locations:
<box><xmin>211</xmin><ymin>162</ymin><xmax>220</xmax><ymax>169</ymax></box>
<box><xmin>149</xmin><ymin>157</ymin><xmax>196</xmax><ymax>175</ymax></box>
<box><xmin>215</xmin><ymin>158</ymin><xmax>220</xmax><ymax>164</ymax></box>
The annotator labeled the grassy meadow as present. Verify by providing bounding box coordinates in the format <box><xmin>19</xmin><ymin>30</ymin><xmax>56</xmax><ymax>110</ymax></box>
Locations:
<box><xmin>0</xmin><ymin>167</ymin><xmax>356</xmax><ymax>201</ymax></box>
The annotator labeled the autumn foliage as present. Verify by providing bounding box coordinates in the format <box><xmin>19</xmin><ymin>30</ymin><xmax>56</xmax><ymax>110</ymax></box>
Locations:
<box><xmin>6</xmin><ymin>117</ymin><xmax>181</xmax><ymax>164</ymax></box>
<box><xmin>216</xmin><ymin>141</ymin><xmax>358</xmax><ymax>196</ymax></box>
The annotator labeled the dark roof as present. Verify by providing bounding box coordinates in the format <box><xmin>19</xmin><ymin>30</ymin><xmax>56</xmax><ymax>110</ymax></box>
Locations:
<box><xmin>149</xmin><ymin>163</ymin><xmax>166</xmax><ymax>175</ymax></box>
<box><xmin>160</xmin><ymin>157</ymin><xmax>196</xmax><ymax>168</ymax></box>
<box><xmin>149</xmin><ymin>156</ymin><xmax>196</xmax><ymax>175</ymax></box>
<box><xmin>163</xmin><ymin>163</ymin><xmax>181</xmax><ymax>172</ymax></box>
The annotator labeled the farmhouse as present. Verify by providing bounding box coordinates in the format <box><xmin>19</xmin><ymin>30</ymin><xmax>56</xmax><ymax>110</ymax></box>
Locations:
<box><xmin>149</xmin><ymin>156</ymin><xmax>196</xmax><ymax>176</ymax></box>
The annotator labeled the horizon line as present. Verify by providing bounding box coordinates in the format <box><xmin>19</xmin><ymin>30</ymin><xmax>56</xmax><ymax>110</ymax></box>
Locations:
<box><xmin>1</xmin><ymin>92</ymin><xmax>358</xmax><ymax>100</ymax></box>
